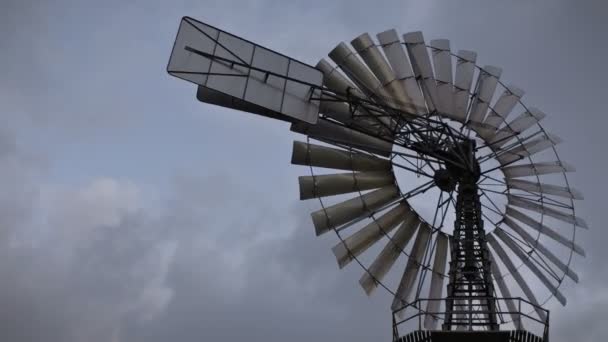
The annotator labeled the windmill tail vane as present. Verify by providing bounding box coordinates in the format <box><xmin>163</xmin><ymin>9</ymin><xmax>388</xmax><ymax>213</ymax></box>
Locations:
<box><xmin>167</xmin><ymin>16</ymin><xmax>585</xmax><ymax>342</ymax></box>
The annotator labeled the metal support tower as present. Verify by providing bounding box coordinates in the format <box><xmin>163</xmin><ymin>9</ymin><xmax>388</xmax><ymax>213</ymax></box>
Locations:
<box><xmin>443</xmin><ymin>142</ymin><xmax>498</xmax><ymax>331</ymax></box>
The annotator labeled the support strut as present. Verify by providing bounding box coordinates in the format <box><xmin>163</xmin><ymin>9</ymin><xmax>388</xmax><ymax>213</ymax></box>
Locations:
<box><xmin>444</xmin><ymin>178</ymin><xmax>498</xmax><ymax>331</ymax></box>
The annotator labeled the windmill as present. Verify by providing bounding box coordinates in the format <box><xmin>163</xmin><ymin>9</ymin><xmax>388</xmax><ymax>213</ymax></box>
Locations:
<box><xmin>167</xmin><ymin>17</ymin><xmax>585</xmax><ymax>342</ymax></box>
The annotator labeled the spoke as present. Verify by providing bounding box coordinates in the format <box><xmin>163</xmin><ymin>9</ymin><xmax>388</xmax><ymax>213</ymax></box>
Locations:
<box><xmin>481</xmin><ymin>202</ymin><xmax>503</xmax><ymax>217</ymax></box>
<box><xmin>480</xmin><ymin>154</ymin><xmax>525</xmax><ymax>171</ymax></box>
<box><xmin>479</xmin><ymin>174</ymin><xmax>507</xmax><ymax>186</ymax></box>
<box><xmin>481</xmin><ymin>211</ymin><xmax>500</xmax><ymax>228</ymax></box>
<box><xmin>391</xmin><ymin>159</ymin><xmax>435</xmax><ymax>178</ymax></box>
<box><xmin>393</xmin><ymin>153</ymin><xmax>421</xmax><ymax>171</ymax></box>
<box><xmin>479</xmin><ymin>189</ymin><xmax>504</xmax><ymax>216</ymax></box>
<box><xmin>392</xmin><ymin>150</ymin><xmax>444</xmax><ymax>166</ymax></box>
<box><xmin>501</xmin><ymin>229</ymin><xmax>561</xmax><ymax>282</ymax></box>
<box><xmin>477</xmin><ymin>131</ymin><xmax>544</xmax><ymax>166</ymax></box>
<box><xmin>416</xmin><ymin>236</ymin><xmax>438</xmax><ymax>299</ymax></box>
<box><xmin>431</xmin><ymin>191</ymin><xmax>445</xmax><ymax>229</ymax></box>
<box><xmin>530</xmin><ymin>250</ymin><xmax>562</xmax><ymax>282</ymax></box>
<box><xmin>475</xmin><ymin>135</ymin><xmax>512</xmax><ymax>152</ymax></box>
<box><xmin>401</xmin><ymin>179</ymin><xmax>436</xmax><ymax>201</ymax></box>
<box><xmin>395</xmin><ymin>153</ymin><xmax>437</xmax><ymax>177</ymax></box>
<box><xmin>478</xmin><ymin>186</ymin><xmax>508</xmax><ymax>196</ymax></box>
<box><xmin>438</xmin><ymin>192</ymin><xmax>453</xmax><ymax>231</ymax></box>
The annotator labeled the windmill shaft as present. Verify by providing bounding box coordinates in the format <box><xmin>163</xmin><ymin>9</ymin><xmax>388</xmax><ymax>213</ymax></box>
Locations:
<box><xmin>444</xmin><ymin>177</ymin><xmax>498</xmax><ymax>331</ymax></box>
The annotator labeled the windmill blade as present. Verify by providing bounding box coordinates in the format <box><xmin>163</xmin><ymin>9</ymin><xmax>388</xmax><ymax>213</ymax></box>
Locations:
<box><xmin>376</xmin><ymin>29</ymin><xmax>426</xmax><ymax>114</ymax></box>
<box><xmin>332</xmin><ymin>203</ymin><xmax>410</xmax><ymax>268</ymax></box>
<box><xmin>502</xmin><ymin>161</ymin><xmax>575</xmax><ymax>178</ymax></box>
<box><xmin>391</xmin><ymin>223</ymin><xmax>432</xmax><ymax>312</ymax></box>
<box><xmin>467</xmin><ymin>66</ymin><xmax>502</xmax><ymax>124</ymax></box>
<box><xmin>483</xmin><ymin>85</ymin><xmax>525</xmax><ymax>130</ymax></box>
<box><xmin>318</xmin><ymin>100</ymin><xmax>357</xmax><ymax>125</ymax></box>
<box><xmin>489</xmin><ymin>108</ymin><xmax>546</xmax><ymax>148</ymax></box>
<box><xmin>316</xmin><ymin>60</ymin><xmax>389</xmax><ymax>130</ymax></box>
<box><xmin>507</xmin><ymin>195</ymin><xmax>588</xmax><ymax>228</ymax></box>
<box><xmin>359</xmin><ymin>211</ymin><xmax>420</xmax><ymax>295</ymax></box>
<box><xmin>351</xmin><ymin>33</ymin><xmax>414</xmax><ymax>112</ymax></box>
<box><xmin>505</xmin><ymin>206</ymin><xmax>585</xmax><ymax>256</ymax></box>
<box><xmin>317</xmin><ymin>57</ymin><xmax>396</xmax><ymax>132</ymax></box>
<box><xmin>502</xmin><ymin>217</ymin><xmax>579</xmax><ymax>282</ymax></box>
<box><xmin>311</xmin><ymin>185</ymin><xmax>400</xmax><ymax>236</ymax></box>
<box><xmin>489</xmin><ymin>253</ymin><xmax>524</xmax><ymax>330</ymax></box>
<box><xmin>496</xmin><ymin>133</ymin><xmax>562</xmax><ymax>165</ymax></box>
<box><xmin>487</xmin><ymin>235</ymin><xmax>547</xmax><ymax>322</ymax></box>
<box><xmin>168</xmin><ymin>17</ymin><xmax>323</xmax><ymax>124</ymax></box>
<box><xmin>291</xmin><ymin>141</ymin><xmax>391</xmax><ymax>172</ymax></box>
<box><xmin>493</xmin><ymin>229</ymin><xmax>567</xmax><ymax>306</ymax></box>
<box><xmin>291</xmin><ymin>119</ymin><xmax>393</xmax><ymax>156</ymax></box>
<box><xmin>403</xmin><ymin>31</ymin><xmax>439</xmax><ymax>113</ymax></box>
<box><xmin>329</xmin><ymin>42</ymin><xmax>391</xmax><ymax>101</ymax></box>
<box><xmin>506</xmin><ymin>178</ymin><xmax>583</xmax><ymax>200</ymax></box>
<box><xmin>430</xmin><ymin>39</ymin><xmax>455</xmax><ymax>117</ymax></box>
<box><xmin>318</xmin><ymin>95</ymin><xmax>393</xmax><ymax>135</ymax></box>
<box><xmin>316</xmin><ymin>58</ymin><xmax>364</xmax><ymax>97</ymax></box>
<box><xmin>453</xmin><ymin>50</ymin><xmax>478</xmax><ymax>122</ymax></box>
<box><xmin>298</xmin><ymin>171</ymin><xmax>394</xmax><ymax>200</ymax></box>
<box><xmin>423</xmin><ymin>233</ymin><xmax>449</xmax><ymax>330</ymax></box>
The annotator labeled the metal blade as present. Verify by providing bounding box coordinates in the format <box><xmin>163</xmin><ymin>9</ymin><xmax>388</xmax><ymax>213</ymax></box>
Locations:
<box><xmin>332</xmin><ymin>203</ymin><xmax>410</xmax><ymax>268</ymax></box>
<box><xmin>311</xmin><ymin>185</ymin><xmax>400</xmax><ymax>236</ymax></box>
<box><xmin>291</xmin><ymin>119</ymin><xmax>393</xmax><ymax>157</ymax></box>
<box><xmin>391</xmin><ymin>223</ymin><xmax>432</xmax><ymax>312</ymax></box>
<box><xmin>318</xmin><ymin>100</ymin><xmax>356</xmax><ymax>125</ymax></box>
<box><xmin>291</xmin><ymin>141</ymin><xmax>391</xmax><ymax>172</ymax></box>
<box><xmin>502</xmin><ymin>161</ymin><xmax>575</xmax><ymax>178</ymax></box>
<box><xmin>316</xmin><ymin>60</ymin><xmax>389</xmax><ymax>130</ymax></box>
<box><xmin>430</xmin><ymin>39</ymin><xmax>455</xmax><ymax>118</ymax></box>
<box><xmin>376</xmin><ymin>29</ymin><xmax>426</xmax><ymax>114</ymax></box>
<box><xmin>487</xmin><ymin>234</ymin><xmax>547</xmax><ymax>322</ymax></box>
<box><xmin>503</xmin><ymin>217</ymin><xmax>579</xmax><ymax>282</ymax></box>
<box><xmin>505</xmin><ymin>206</ymin><xmax>585</xmax><ymax>256</ymax></box>
<box><xmin>489</xmin><ymin>253</ymin><xmax>524</xmax><ymax>330</ymax></box>
<box><xmin>493</xmin><ymin>229</ymin><xmax>567</xmax><ymax>306</ymax></box>
<box><xmin>483</xmin><ymin>85</ymin><xmax>525</xmax><ymax>129</ymax></box>
<box><xmin>316</xmin><ymin>58</ymin><xmax>364</xmax><ymax>97</ymax></box>
<box><xmin>496</xmin><ymin>134</ymin><xmax>561</xmax><ymax>165</ymax></box>
<box><xmin>318</xmin><ymin>96</ymin><xmax>393</xmax><ymax>136</ymax></box>
<box><xmin>507</xmin><ymin>195</ymin><xmax>588</xmax><ymax>228</ymax></box>
<box><xmin>423</xmin><ymin>233</ymin><xmax>449</xmax><ymax>330</ymax></box>
<box><xmin>468</xmin><ymin>66</ymin><xmax>502</xmax><ymax>124</ymax></box>
<box><xmin>359</xmin><ymin>211</ymin><xmax>420</xmax><ymax>295</ymax></box>
<box><xmin>453</xmin><ymin>50</ymin><xmax>477</xmax><ymax>122</ymax></box>
<box><xmin>506</xmin><ymin>178</ymin><xmax>584</xmax><ymax>200</ymax></box>
<box><xmin>351</xmin><ymin>33</ymin><xmax>415</xmax><ymax>112</ymax></box>
<box><xmin>489</xmin><ymin>108</ymin><xmax>546</xmax><ymax>147</ymax></box>
<box><xmin>403</xmin><ymin>31</ymin><xmax>439</xmax><ymax>113</ymax></box>
<box><xmin>329</xmin><ymin>42</ymin><xmax>390</xmax><ymax>100</ymax></box>
<box><xmin>298</xmin><ymin>171</ymin><xmax>394</xmax><ymax>200</ymax></box>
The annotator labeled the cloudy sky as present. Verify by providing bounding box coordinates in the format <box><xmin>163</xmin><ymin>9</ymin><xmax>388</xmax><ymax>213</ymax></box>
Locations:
<box><xmin>0</xmin><ymin>0</ymin><xmax>606</xmax><ymax>341</ymax></box>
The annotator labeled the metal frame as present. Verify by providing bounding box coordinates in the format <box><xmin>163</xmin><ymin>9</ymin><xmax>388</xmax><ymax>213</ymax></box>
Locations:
<box><xmin>392</xmin><ymin>297</ymin><xmax>550</xmax><ymax>341</ymax></box>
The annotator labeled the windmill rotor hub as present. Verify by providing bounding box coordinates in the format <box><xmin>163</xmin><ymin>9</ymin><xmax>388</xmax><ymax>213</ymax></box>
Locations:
<box><xmin>433</xmin><ymin>169</ymin><xmax>457</xmax><ymax>192</ymax></box>
<box><xmin>434</xmin><ymin>139</ymin><xmax>481</xmax><ymax>192</ymax></box>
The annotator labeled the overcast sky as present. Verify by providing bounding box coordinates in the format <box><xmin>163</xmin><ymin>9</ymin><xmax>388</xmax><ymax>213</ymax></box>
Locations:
<box><xmin>0</xmin><ymin>0</ymin><xmax>607</xmax><ymax>341</ymax></box>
